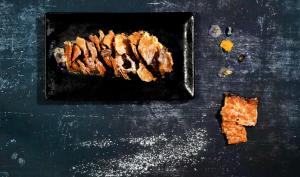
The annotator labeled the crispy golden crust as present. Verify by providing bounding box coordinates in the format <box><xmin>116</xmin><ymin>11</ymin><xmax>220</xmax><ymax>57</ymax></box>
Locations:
<box><xmin>101</xmin><ymin>49</ymin><xmax>113</xmax><ymax>68</ymax></box>
<box><xmin>137</xmin><ymin>63</ymin><xmax>157</xmax><ymax>82</ymax></box>
<box><xmin>88</xmin><ymin>34</ymin><xmax>101</xmax><ymax>52</ymax></box>
<box><xmin>138</xmin><ymin>32</ymin><xmax>159</xmax><ymax>65</ymax></box>
<box><xmin>94</xmin><ymin>58</ymin><xmax>106</xmax><ymax>76</ymax></box>
<box><xmin>103</xmin><ymin>30</ymin><xmax>115</xmax><ymax>49</ymax></box>
<box><xmin>114</xmin><ymin>33</ymin><xmax>129</xmax><ymax>55</ymax></box>
<box><xmin>87</xmin><ymin>41</ymin><xmax>98</xmax><ymax>59</ymax></box>
<box><xmin>63</xmin><ymin>41</ymin><xmax>73</xmax><ymax>70</ymax></box>
<box><xmin>221</xmin><ymin>95</ymin><xmax>258</xmax><ymax>126</ymax></box>
<box><xmin>76</xmin><ymin>37</ymin><xmax>89</xmax><ymax>58</ymax></box>
<box><xmin>71</xmin><ymin>44</ymin><xmax>81</xmax><ymax>62</ymax></box>
<box><xmin>128</xmin><ymin>31</ymin><xmax>143</xmax><ymax>61</ymax></box>
<box><xmin>157</xmin><ymin>44</ymin><xmax>174</xmax><ymax>76</ymax></box>
<box><xmin>222</xmin><ymin>121</ymin><xmax>247</xmax><ymax>144</ymax></box>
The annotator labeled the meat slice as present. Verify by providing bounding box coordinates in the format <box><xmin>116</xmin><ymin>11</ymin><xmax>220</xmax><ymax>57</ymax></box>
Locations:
<box><xmin>63</xmin><ymin>41</ymin><xmax>73</xmax><ymax>70</ymax></box>
<box><xmin>77</xmin><ymin>60</ymin><xmax>90</xmax><ymax>74</ymax></box>
<box><xmin>157</xmin><ymin>44</ymin><xmax>173</xmax><ymax>76</ymax></box>
<box><xmin>76</xmin><ymin>37</ymin><xmax>89</xmax><ymax>58</ymax></box>
<box><xmin>222</xmin><ymin>121</ymin><xmax>247</xmax><ymax>144</ymax></box>
<box><xmin>99</xmin><ymin>30</ymin><xmax>105</xmax><ymax>43</ymax></box>
<box><xmin>87</xmin><ymin>41</ymin><xmax>98</xmax><ymax>59</ymax></box>
<box><xmin>137</xmin><ymin>63</ymin><xmax>157</xmax><ymax>82</ymax></box>
<box><xmin>88</xmin><ymin>34</ymin><xmax>101</xmax><ymax>52</ymax></box>
<box><xmin>71</xmin><ymin>62</ymin><xmax>81</xmax><ymax>72</ymax></box>
<box><xmin>114</xmin><ymin>33</ymin><xmax>129</xmax><ymax>55</ymax></box>
<box><xmin>83</xmin><ymin>57</ymin><xmax>97</xmax><ymax>72</ymax></box>
<box><xmin>111</xmin><ymin>55</ymin><xmax>130</xmax><ymax>80</ymax></box>
<box><xmin>101</xmin><ymin>49</ymin><xmax>113</xmax><ymax>68</ymax></box>
<box><xmin>94</xmin><ymin>59</ymin><xmax>106</xmax><ymax>76</ymax></box>
<box><xmin>138</xmin><ymin>32</ymin><xmax>159</xmax><ymax>65</ymax></box>
<box><xmin>71</xmin><ymin>44</ymin><xmax>81</xmax><ymax>62</ymax></box>
<box><xmin>221</xmin><ymin>94</ymin><xmax>258</xmax><ymax>126</ymax></box>
<box><xmin>128</xmin><ymin>31</ymin><xmax>143</xmax><ymax>60</ymax></box>
<box><xmin>103</xmin><ymin>30</ymin><xmax>115</xmax><ymax>49</ymax></box>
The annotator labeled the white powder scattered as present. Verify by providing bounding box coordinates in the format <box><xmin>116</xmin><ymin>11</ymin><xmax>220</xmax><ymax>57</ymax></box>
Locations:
<box><xmin>76</xmin><ymin>139</ymin><xmax>114</xmax><ymax>149</ymax></box>
<box><xmin>121</xmin><ymin>133</ymin><xmax>167</xmax><ymax>147</ymax></box>
<box><xmin>71</xmin><ymin>128</ymin><xmax>208</xmax><ymax>177</ymax></box>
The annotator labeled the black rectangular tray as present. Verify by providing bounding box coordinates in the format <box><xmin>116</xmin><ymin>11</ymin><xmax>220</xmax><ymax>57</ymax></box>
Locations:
<box><xmin>45</xmin><ymin>12</ymin><xmax>194</xmax><ymax>101</ymax></box>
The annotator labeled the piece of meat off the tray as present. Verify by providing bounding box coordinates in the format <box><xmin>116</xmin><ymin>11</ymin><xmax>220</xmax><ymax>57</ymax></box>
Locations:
<box><xmin>53</xmin><ymin>30</ymin><xmax>174</xmax><ymax>82</ymax></box>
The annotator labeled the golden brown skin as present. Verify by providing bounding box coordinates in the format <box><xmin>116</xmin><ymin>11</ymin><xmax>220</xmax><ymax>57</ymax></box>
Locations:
<box><xmin>221</xmin><ymin>121</ymin><xmax>247</xmax><ymax>144</ymax></box>
<box><xmin>99</xmin><ymin>30</ymin><xmax>105</xmax><ymax>44</ymax></box>
<box><xmin>71</xmin><ymin>62</ymin><xmax>81</xmax><ymax>72</ymax></box>
<box><xmin>87</xmin><ymin>41</ymin><xmax>98</xmax><ymax>59</ymax></box>
<box><xmin>128</xmin><ymin>31</ymin><xmax>143</xmax><ymax>60</ymax></box>
<box><xmin>157</xmin><ymin>44</ymin><xmax>173</xmax><ymax>76</ymax></box>
<box><xmin>77</xmin><ymin>60</ymin><xmax>90</xmax><ymax>75</ymax></box>
<box><xmin>71</xmin><ymin>44</ymin><xmax>81</xmax><ymax>62</ymax></box>
<box><xmin>103</xmin><ymin>30</ymin><xmax>115</xmax><ymax>49</ymax></box>
<box><xmin>114</xmin><ymin>33</ymin><xmax>129</xmax><ymax>55</ymax></box>
<box><xmin>138</xmin><ymin>32</ymin><xmax>159</xmax><ymax>65</ymax></box>
<box><xmin>137</xmin><ymin>63</ymin><xmax>157</xmax><ymax>82</ymax></box>
<box><xmin>94</xmin><ymin>59</ymin><xmax>106</xmax><ymax>76</ymax></box>
<box><xmin>221</xmin><ymin>95</ymin><xmax>258</xmax><ymax>126</ymax></box>
<box><xmin>76</xmin><ymin>37</ymin><xmax>89</xmax><ymax>58</ymax></box>
<box><xmin>88</xmin><ymin>34</ymin><xmax>101</xmax><ymax>52</ymax></box>
<box><xmin>63</xmin><ymin>41</ymin><xmax>73</xmax><ymax>70</ymax></box>
<box><xmin>101</xmin><ymin>49</ymin><xmax>113</xmax><ymax>68</ymax></box>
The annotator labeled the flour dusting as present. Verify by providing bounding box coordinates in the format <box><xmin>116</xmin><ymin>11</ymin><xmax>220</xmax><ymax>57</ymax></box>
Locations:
<box><xmin>71</xmin><ymin>128</ymin><xmax>208</xmax><ymax>177</ymax></box>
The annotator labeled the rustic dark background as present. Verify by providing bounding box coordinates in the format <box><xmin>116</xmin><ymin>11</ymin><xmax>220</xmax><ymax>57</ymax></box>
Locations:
<box><xmin>0</xmin><ymin>0</ymin><xmax>299</xmax><ymax>177</ymax></box>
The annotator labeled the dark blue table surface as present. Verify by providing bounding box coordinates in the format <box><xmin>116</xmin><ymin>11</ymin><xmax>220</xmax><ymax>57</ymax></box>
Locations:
<box><xmin>0</xmin><ymin>0</ymin><xmax>299</xmax><ymax>177</ymax></box>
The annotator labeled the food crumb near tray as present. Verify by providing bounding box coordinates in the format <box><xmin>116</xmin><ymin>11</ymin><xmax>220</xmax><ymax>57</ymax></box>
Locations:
<box><xmin>220</xmin><ymin>94</ymin><xmax>259</xmax><ymax>144</ymax></box>
<box><xmin>220</xmin><ymin>39</ymin><xmax>234</xmax><ymax>53</ymax></box>
<box><xmin>208</xmin><ymin>25</ymin><xmax>222</xmax><ymax>38</ymax></box>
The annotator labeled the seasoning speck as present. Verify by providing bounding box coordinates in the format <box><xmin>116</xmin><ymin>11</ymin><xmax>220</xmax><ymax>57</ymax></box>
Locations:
<box><xmin>225</xmin><ymin>26</ymin><xmax>233</xmax><ymax>37</ymax></box>
<box><xmin>237</xmin><ymin>53</ymin><xmax>247</xmax><ymax>62</ymax></box>
<box><xmin>220</xmin><ymin>39</ymin><xmax>234</xmax><ymax>53</ymax></box>
<box><xmin>218</xmin><ymin>67</ymin><xmax>234</xmax><ymax>77</ymax></box>
<box><xmin>208</xmin><ymin>25</ymin><xmax>222</xmax><ymax>38</ymax></box>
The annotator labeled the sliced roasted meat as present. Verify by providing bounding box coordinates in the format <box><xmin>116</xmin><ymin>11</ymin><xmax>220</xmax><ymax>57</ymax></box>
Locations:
<box><xmin>76</xmin><ymin>37</ymin><xmax>89</xmax><ymax>58</ymax></box>
<box><xmin>114</xmin><ymin>33</ymin><xmax>129</xmax><ymax>55</ymax></box>
<box><xmin>77</xmin><ymin>60</ymin><xmax>90</xmax><ymax>75</ymax></box>
<box><xmin>71</xmin><ymin>62</ymin><xmax>81</xmax><ymax>72</ymax></box>
<box><xmin>88</xmin><ymin>34</ymin><xmax>101</xmax><ymax>52</ymax></box>
<box><xmin>138</xmin><ymin>32</ymin><xmax>159</xmax><ymax>65</ymax></box>
<box><xmin>103</xmin><ymin>30</ymin><xmax>115</xmax><ymax>49</ymax></box>
<box><xmin>137</xmin><ymin>63</ymin><xmax>157</xmax><ymax>82</ymax></box>
<box><xmin>101</xmin><ymin>49</ymin><xmax>113</xmax><ymax>68</ymax></box>
<box><xmin>71</xmin><ymin>44</ymin><xmax>81</xmax><ymax>62</ymax></box>
<box><xmin>94</xmin><ymin>59</ymin><xmax>106</xmax><ymax>76</ymax></box>
<box><xmin>157</xmin><ymin>44</ymin><xmax>173</xmax><ymax>76</ymax></box>
<box><xmin>128</xmin><ymin>31</ymin><xmax>143</xmax><ymax>60</ymax></box>
<box><xmin>63</xmin><ymin>41</ymin><xmax>73</xmax><ymax>70</ymax></box>
<box><xmin>99</xmin><ymin>30</ymin><xmax>105</xmax><ymax>44</ymax></box>
<box><xmin>87</xmin><ymin>41</ymin><xmax>98</xmax><ymax>59</ymax></box>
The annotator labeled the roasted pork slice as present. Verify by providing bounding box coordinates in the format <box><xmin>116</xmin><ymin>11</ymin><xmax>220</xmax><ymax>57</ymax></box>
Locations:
<box><xmin>99</xmin><ymin>30</ymin><xmax>105</xmax><ymax>43</ymax></box>
<box><xmin>71</xmin><ymin>44</ymin><xmax>81</xmax><ymax>62</ymax></box>
<box><xmin>221</xmin><ymin>94</ymin><xmax>258</xmax><ymax>126</ymax></box>
<box><xmin>88</xmin><ymin>34</ymin><xmax>101</xmax><ymax>52</ymax></box>
<box><xmin>128</xmin><ymin>31</ymin><xmax>143</xmax><ymax>60</ymax></box>
<box><xmin>83</xmin><ymin>57</ymin><xmax>97</xmax><ymax>72</ymax></box>
<box><xmin>71</xmin><ymin>62</ymin><xmax>81</xmax><ymax>72</ymax></box>
<box><xmin>63</xmin><ymin>41</ymin><xmax>73</xmax><ymax>70</ymax></box>
<box><xmin>103</xmin><ymin>30</ymin><xmax>115</xmax><ymax>49</ymax></box>
<box><xmin>76</xmin><ymin>37</ymin><xmax>89</xmax><ymax>58</ymax></box>
<box><xmin>137</xmin><ymin>63</ymin><xmax>157</xmax><ymax>82</ymax></box>
<box><xmin>114</xmin><ymin>33</ymin><xmax>129</xmax><ymax>55</ymax></box>
<box><xmin>94</xmin><ymin>59</ymin><xmax>106</xmax><ymax>76</ymax></box>
<box><xmin>157</xmin><ymin>44</ymin><xmax>173</xmax><ymax>76</ymax></box>
<box><xmin>138</xmin><ymin>32</ymin><xmax>159</xmax><ymax>65</ymax></box>
<box><xmin>87</xmin><ymin>41</ymin><xmax>98</xmax><ymax>59</ymax></box>
<box><xmin>77</xmin><ymin>60</ymin><xmax>90</xmax><ymax>75</ymax></box>
<box><xmin>101</xmin><ymin>49</ymin><xmax>113</xmax><ymax>68</ymax></box>
<box><xmin>222</xmin><ymin>121</ymin><xmax>247</xmax><ymax>144</ymax></box>
<box><xmin>111</xmin><ymin>56</ymin><xmax>130</xmax><ymax>80</ymax></box>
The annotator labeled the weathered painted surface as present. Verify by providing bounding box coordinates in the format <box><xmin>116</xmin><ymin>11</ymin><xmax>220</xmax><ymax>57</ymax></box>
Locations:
<box><xmin>0</xmin><ymin>0</ymin><xmax>299</xmax><ymax>177</ymax></box>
